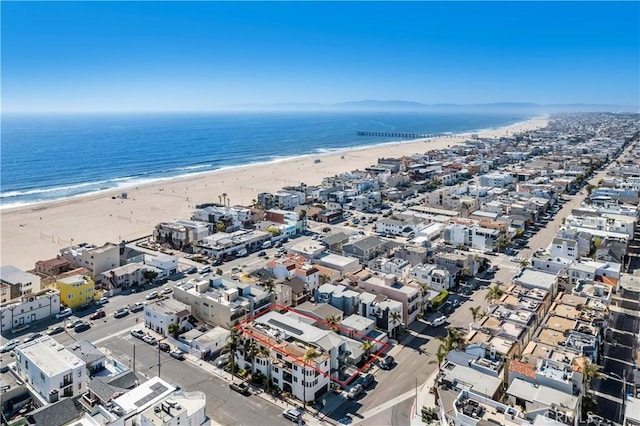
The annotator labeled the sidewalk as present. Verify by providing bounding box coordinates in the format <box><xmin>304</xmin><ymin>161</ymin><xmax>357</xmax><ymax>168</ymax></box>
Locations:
<box><xmin>410</xmin><ymin>369</ymin><xmax>439</xmax><ymax>426</ymax></box>
<box><xmin>184</xmin><ymin>353</ymin><xmax>338</xmax><ymax>426</ymax></box>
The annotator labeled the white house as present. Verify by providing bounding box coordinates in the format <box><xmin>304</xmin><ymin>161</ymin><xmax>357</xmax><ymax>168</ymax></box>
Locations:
<box><xmin>15</xmin><ymin>336</ymin><xmax>87</xmax><ymax>403</ymax></box>
<box><xmin>140</xmin><ymin>391</ymin><xmax>208</xmax><ymax>426</ymax></box>
<box><xmin>0</xmin><ymin>289</ymin><xmax>61</xmax><ymax>333</ymax></box>
<box><xmin>145</xmin><ymin>254</ymin><xmax>178</xmax><ymax>278</ymax></box>
<box><xmin>59</xmin><ymin>242</ymin><xmax>120</xmax><ymax>278</ymax></box>
<box><xmin>408</xmin><ymin>264</ymin><xmax>452</xmax><ymax>291</ymax></box>
<box><xmin>153</xmin><ymin>220</ymin><xmax>210</xmax><ymax>249</ymax></box>
<box><xmin>144</xmin><ymin>298</ymin><xmax>192</xmax><ymax>337</ymax></box>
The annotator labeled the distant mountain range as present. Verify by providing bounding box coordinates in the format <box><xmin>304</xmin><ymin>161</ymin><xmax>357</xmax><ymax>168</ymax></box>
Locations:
<box><xmin>231</xmin><ymin>100</ymin><xmax>637</xmax><ymax>113</ymax></box>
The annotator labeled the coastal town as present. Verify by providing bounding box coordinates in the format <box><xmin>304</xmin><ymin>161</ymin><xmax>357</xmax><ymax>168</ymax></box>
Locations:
<box><xmin>2</xmin><ymin>112</ymin><xmax>640</xmax><ymax>426</ymax></box>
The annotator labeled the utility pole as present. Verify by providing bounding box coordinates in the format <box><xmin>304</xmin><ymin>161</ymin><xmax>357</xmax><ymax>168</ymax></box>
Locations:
<box><xmin>158</xmin><ymin>344</ymin><xmax>161</xmax><ymax>378</ymax></box>
<box><xmin>133</xmin><ymin>344</ymin><xmax>136</xmax><ymax>373</ymax></box>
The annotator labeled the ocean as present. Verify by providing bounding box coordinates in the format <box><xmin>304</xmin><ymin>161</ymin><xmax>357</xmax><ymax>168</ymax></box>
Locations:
<box><xmin>0</xmin><ymin>112</ymin><xmax>530</xmax><ymax>209</ymax></box>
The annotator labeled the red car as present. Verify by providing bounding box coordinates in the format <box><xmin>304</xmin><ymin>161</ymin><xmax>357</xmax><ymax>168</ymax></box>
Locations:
<box><xmin>90</xmin><ymin>310</ymin><xmax>106</xmax><ymax>320</ymax></box>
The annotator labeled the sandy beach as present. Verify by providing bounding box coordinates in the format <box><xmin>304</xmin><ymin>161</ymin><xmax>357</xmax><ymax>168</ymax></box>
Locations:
<box><xmin>0</xmin><ymin>116</ymin><xmax>548</xmax><ymax>270</ymax></box>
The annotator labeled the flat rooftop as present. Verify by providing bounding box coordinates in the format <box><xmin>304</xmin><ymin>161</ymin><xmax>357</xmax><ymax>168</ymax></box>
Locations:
<box><xmin>544</xmin><ymin>315</ymin><xmax>576</xmax><ymax>333</ymax></box>
<box><xmin>18</xmin><ymin>336</ymin><xmax>84</xmax><ymax>377</ymax></box>
<box><xmin>113</xmin><ymin>376</ymin><xmax>175</xmax><ymax>414</ymax></box>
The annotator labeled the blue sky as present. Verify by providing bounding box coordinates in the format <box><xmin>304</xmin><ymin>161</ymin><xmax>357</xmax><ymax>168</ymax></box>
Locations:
<box><xmin>2</xmin><ymin>1</ymin><xmax>639</xmax><ymax>112</ymax></box>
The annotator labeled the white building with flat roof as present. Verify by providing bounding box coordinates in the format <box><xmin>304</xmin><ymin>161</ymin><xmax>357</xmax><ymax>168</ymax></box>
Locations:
<box><xmin>15</xmin><ymin>335</ymin><xmax>87</xmax><ymax>403</ymax></box>
<box><xmin>0</xmin><ymin>289</ymin><xmax>61</xmax><ymax>333</ymax></box>
<box><xmin>0</xmin><ymin>265</ymin><xmax>42</xmax><ymax>304</ymax></box>
<box><xmin>145</xmin><ymin>254</ymin><xmax>179</xmax><ymax>279</ymax></box>
<box><xmin>140</xmin><ymin>390</ymin><xmax>208</xmax><ymax>426</ymax></box>
<box><xmin>144</xmin><ymin>298</ymin><xmax>192</xmax><ymax>337</ymax></box>
<box><xmin>111</xmin><ymin>376</ymin><xmax>176</xmax><ymax>420</ymax></box>
<box><xmin>513</xmin><ymin>268</ymin><xmax>559</xmax><ymax>297</ymax></box>
<box><xmin>59</xmin><ymin>242</ymin><xmax>120</xmax><ymax>278</ymax></box>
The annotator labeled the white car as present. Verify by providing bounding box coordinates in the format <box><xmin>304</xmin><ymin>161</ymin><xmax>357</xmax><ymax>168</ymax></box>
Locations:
<box><xmin>56</xmin><ymin>307</ymin><xmax>73</xmax><ymax>319</ymax></box>
<box><xmin>146</xmin><ymin>291</ymin><xmax>158</xmax><ymax>300</ymax></box>
<box><xmin>0</xmin><ymin>340</ymin><xmax>20</xmax><ymax>353</ymax></box>
<box><xmin>161</xmin><ymin>287</ymin><xmax>173</xmax><ymax>295</ymax></box>
<box><xmin>96</xmin><ymin>297</ymin><xmax>109</xmax><ymax>305</ymax></box>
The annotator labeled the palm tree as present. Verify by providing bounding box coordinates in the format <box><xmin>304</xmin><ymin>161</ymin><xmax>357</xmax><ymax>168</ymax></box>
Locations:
<box><xmin>225</xmin><ymin>327</ymin><xmax>242</xmax><ymax>383</ymax></box>
<box><xmin>519</xmin><ymin>258</ymin><xmax>530</xmax><ymax>268</ymax></box>
<box><xmin>582</xmin><ymin>360</ymin><xmax>602</xmax><ymax>392</ymax></box>
<box><xmin>262</xmin><ymin>279</ymin><xmax>276</xmax><ymax>303</ymax></box>
<box><xmin>469</xmin><ymin>306</ymin><xmax>485</xmax><ymax>323</ymax></box>
<box><xmin>245</xmin><ymin>340</ymin><xmax>260</xmax><ymax>374</ymax></box>
<box><xmin>302</xmin><ymin>346</ymin><xmax>320</xmax><ymax>407</ymax></box>
<box><xmin>259</xmin><ymin>346</ymin><xmax>272</xmax><ymax>391</ymax></box>
<box><xmin>418</xmin><ymin>282</ymin><xmax>431</xmax><ymax>316</ymax></box>
<box><xmin>429</xmin><ymin>344</ymin><xmax>449</xmax><ymax>374</ymax></box>
<box><xmin>389</xmin><ymin>310</ymin><xmax>402</xmax><ymax>340</ymax></box>
<box><xmin>360</xmin><ymin>340</ymin><xmax>373</xmax><ymax>359</ymax></box>
<box><xmin>325</xmin><ymin>315</ymin><xmax>340</xmax><ymax>332</ymax></box>
<box><xmin>438</xmin><ymin>327</ymin><xmax>466</xmax><ymax>351</ymax></box>
<box><xmin>485</xmin><ymin>283</ymin><xmax>504</xmax><ymax>307</ymax></box>
<box><xmin>222</xmin><ymin>193</ymin><xmax>228</xmax><ymax>206</ymax></box>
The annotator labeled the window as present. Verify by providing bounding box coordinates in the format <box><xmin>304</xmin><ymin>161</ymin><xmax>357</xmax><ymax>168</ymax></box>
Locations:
<box><xmin>294</xmin><ymin>377</ymin><xmax>298</xmax><ymax>383</ymax></box>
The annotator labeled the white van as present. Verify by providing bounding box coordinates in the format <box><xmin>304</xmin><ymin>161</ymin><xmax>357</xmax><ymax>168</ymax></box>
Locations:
<box><xmin>262</xmin><ymin>241</ymin><xmax>272</xmax><ymax>249</ymax></box>
<box><xmin>198</xmin><ymin>265</ymin><xmax>212</xmax><ymax>274</ymax></box>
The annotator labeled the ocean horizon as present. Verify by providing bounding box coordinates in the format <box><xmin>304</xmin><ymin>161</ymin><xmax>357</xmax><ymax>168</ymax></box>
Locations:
<box><xmin>0</xmin><ymin>111</ymin><xmax>531</xmax><ymax>209</ymax></box>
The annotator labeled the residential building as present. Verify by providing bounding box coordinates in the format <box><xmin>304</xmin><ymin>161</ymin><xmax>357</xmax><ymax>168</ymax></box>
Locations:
<box><xmin>15</xmin><ymin>335</ymin><xmax>87</xmax><ymax>403</ymax></box>
<box><xmin>153</xmin><ymin>220</ymin><xmax>210</xmax><ymax>249</ymax></box>
<box><xmin>173</xmin><ymin>275</ymin><xmax>271</xmax><ymax>328</ymax></box>
<box><xmin>506</xmin><ymin>378</ymin><xmax>580</xmax><ymax>426</ymax></box>
<box><xmin>353</xmin><ymin>270</ymin><xmax>420</xmax><ymax>325</ymax></box>
<box><xmin>96</xmin><ymin>262</ymin><xmax>149</xmax><ymax>292</ymax></box>
<box><xmin>342</xmin><ymin>236</ymin><xmax>387</xmax><ymax>263</ymax></box>
<box><xmin>195</xmin><ymin>229</ymin><xmax>271</xmax><ymax>259</ymax></box>
<box><xmin>408</xmin><ymin>264</ymin><xmax>453</xmax><ymax>291</ymax></box>
<box><xmin>140</xmin><ymin>391</ymin><xmax>208</xmax><ymax>426</ymax></box>
<box><xmin>34</xmin><ymin>258</ymin><xmax>72</xmax><ymax>277</ymax></box>
<box><xmin>445</xmin><ymin>389</ymin><xmax>525</xmax><ymax>426</ymax></box>
<box><xmin>567</xmin><ymin>259</ymin><xmax>620</xmax><ymax>287</ymax></box>
<box><xmin>513</xmin><ymin>268</ymin><xmax>559</xmax><ymax>297</ymax></box>
<box><xmin>56</xmin><ymin>274</ymin><xmax>97</xmax><ymax>308</ymax></box>
<box><xmin>314</xmin><ymin>283</ymin><xmax>360</xmax><ymax>316</ymax></box>
<box><xmin>0</xmin><ymin>265</ymin><xmax>42</xmax><ymax>303</ymax></box>
<box><xmin>59</xmin><ymin>242</ymin><xmax>120</xmax><ymax>278</ymax></box>
<box><xmin>144</xmin><ymin>298</ymin><xmax>192</xmax><ymax>337</ymax></box>
<box><xmin>0</xmin><ymin>289</ymin><xmax>61</xmax><ymax>333</ymax></box>
<box><xmin>358</xmin><ymin>292</ymin><xmax>404</xmax><ymax>336</ymax></box>
<box><xmin>145</xmin><ymin>254</ymin><xmax>178</xmax><ymax>279</ymax></box>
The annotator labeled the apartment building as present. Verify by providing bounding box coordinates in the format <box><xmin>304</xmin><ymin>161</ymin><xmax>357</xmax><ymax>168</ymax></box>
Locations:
<box><xmin>0</xmin><ymin>265</ymin><xmax>42</xmax><ymax>304</ymax></box>
<box><xmin>15</xmin><ymin>336</ymin><xmax>87</xmax><ymax>403</ymax></box>
<box><xmin>144</xmin><ymin>298</ymin><xmax>192</xmax><ymax>337</ymax></box>
<box><xmin>353</xmin><ymin>270</ymin><xmax>419</xmax><ymax>325</ymax></box>
<box><xmin>56</xmin><ymin>274</ymin><xmax>97</xmax><ymax>308</ymax></box>
<box><xmin>59</xmin><ymin>242</ymin><xmax>120</xmax><ymax>278</ymax></box>
<box><xmin>140</xmin><ymin>391</ymin><xmax>208</xmax><ymax>426</ymax></box>
<box><xmin>153</xmin><ymin>220</ymin><xmax>210</xmax><ymax>249</ymax></box>
<box><xmin>0</xmin><ymin>289</ymin><xmax>61</xmax><ymax>333</ymax></box>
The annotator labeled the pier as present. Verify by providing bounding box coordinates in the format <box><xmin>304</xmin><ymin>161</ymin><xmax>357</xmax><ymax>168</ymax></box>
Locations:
<box><xmin>356</xmin><ymin>131</ymin><xmax>448</xmax><ymax>139</ymax></box>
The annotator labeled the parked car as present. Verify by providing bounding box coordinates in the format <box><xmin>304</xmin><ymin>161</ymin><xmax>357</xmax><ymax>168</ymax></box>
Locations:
<box><xmin>96</xmin><ymin>297</ymin><xmax>109</xmax><ymax>305</ymax></box>
<box><xmin>0</xmin><ymin>340</ymin><xmax>20</xmax><ymax>353</ymax></box>
<box><xmin>338</xmin><ymin>415</ymin><xmax>353</xmax><ymax>425</ymax></box>
<box><xmin>215</xmin><ymin>354</ymin><xmax>230</xmax><ymax>368</ymax></box>
<box><xmin>282</xmin><ymin>408</ymin><xmax>303</xmax><ymax>423</ymax></box>
<box><xmin>48</xmin><ymin>326</ymin><xmax>65</xmax><ymax>336</ymax></box>
<box><xmin>143</xmin><ymin>335</ymin><xmax>157</xmax><ymax>345</ymax></box>
<box><xmin>158</xmin><ymin>342</ymin><xmax>170</xmax><ymax>352</ymax></box>
<box><xmin>229</xmin><ymin>382</ymin><xmax>250</xmax><ymax>395</ymax></box>
<box><xmin>131</xmin><ymin>329</ymin><xmax>146</xmax><ymax>339</ymax></box>
<box><xmin>146</xmin><ymin>291</ymin><xmax>158</xmax><ymax>300</ymax></box>
<box><xmin>257</xmin><ymin>251</ymin><xmax>267</xmax><ymax>257</ymax></box>
<box><xmin>90</xmin><ymin>310</ymin><xmax>106</xmax><ymax>320</ymax></box>
<box><xmin>169</xmin><ymin>349</ymin><xmax>185</xmax><ymax>360</ymax></box>
<box><xmin>361</xmin><ymin>373</ymin><xmax>375</xmax><ymax>388</ymax></box>
<box><xmin>56</xmin><ymin>307</ymin><xmax>73</xmax><ymax>319</ymax></box>
<box><xmin>379</xmin><ymin>355</ymin><xmax>395</xmax><ymax>370</ymax></box>
<box><xmin>67</xmin><ymin>319</ymin><xmax>84</xmax><ymax>329</ymax></box>
<box><xmin>114</xmin><ymin>308</ymin><xmax>129</xmax><ymax>319</ymax></box>
<box><xmin>23</xmin><ymin>333</ymin><xmax>43</xmax><ymax>344</ymax></box>
<box><xmin>430</xmin><ymin>316</ymin><xmax>447</xmax><ymax>327</ymax></box>
<box><xmin>347</xmin><ymin>383</ymin><xmax>364</xmax><ymax>399</ymax></box>
<box><xmin>129</xmin><ymin>302</ymin><xmax>145</xmax><ymax>312</ymax></box>
<box><xmin>74</xmin><ymin>322</ymin><xmax>91</xmax><ymax>333</ymax></box>
<box><xmin>161</xmin><ymin>287</ymin><xmax>173</xmax><ymax>295</ymax></box>
<box><xmin>451</xmin><ymin>298</ymin><xmax>460</xmax><ymax>308</ymax></box>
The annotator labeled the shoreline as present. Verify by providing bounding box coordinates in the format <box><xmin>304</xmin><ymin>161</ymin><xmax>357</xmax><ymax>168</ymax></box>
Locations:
<box><xmin>0</xmin><ymin>116</ymin><xmax>548</xmax><ymax>270</ymax></box>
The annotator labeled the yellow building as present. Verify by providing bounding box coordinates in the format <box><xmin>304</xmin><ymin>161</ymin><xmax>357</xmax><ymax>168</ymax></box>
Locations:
<box><xmin>56</xmin><ymin>274</ymin><xmax>97</xmax><ymax>308</ymax></box>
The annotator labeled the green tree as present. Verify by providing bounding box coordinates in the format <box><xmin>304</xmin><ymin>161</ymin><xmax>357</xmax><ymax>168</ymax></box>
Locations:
<box><xmin>168</xmin><ymin>322</ymin><xmax>180</xmax><ymax>338</ymax></box>
<box><xmin>225</xmin><ymin>328</ymin><xmax>242</xmax><ymax>383</ymax></box>
<box><xmin>215</xmin><ymin>222</ymin><xmax>226</xmax><ymax>233</ymax></box>
<box><xmin>245</xmin><ymin>340</ymin><xmax>260</xmax><ymax>374</ymax></box>
<box><xmin>325</xmin><ymin>315</ymin><xmax>340</xmax><ymax>332</ymax></box>
<box><xmin>143</xmin><ymin>269</ymin><xmax>159</xmax><ymax>283</ymax></box>
<box><xmin>418</xmin><ymin>282</ymin><xmax>432</xmax><ymax>316</ymax></box>
<box><xmin>582</xmin><ymin>360</ymin><xmax>602</xmax><ymax>392</ymax></box>
<box><xmin>469</xmin><ymin>306</ymin><xmax>485</xmax><ymax>322</ymax></box>
<box><xmin>519</xmin><ymin>258</ymin><xmax>530</xmax><ymax>268</ymax></box>
<box><xmin>389</xmin><ymin>310</ymin><xmax>402</xmax><ymax>340</ymax></box>
<box><xmin>429</xmin><ymin>344</ymin><xmax>449</xmax><ymax>374</ymax></box>
<box><xmin>438</xmin><ymin>327</ymin><xmax>466</xmax><ymax>352</ymax></box>
<box><xmin>360</xmin><ymin>341</ymin><xmax>373</xmax><ymax>359</ymax></box>
<box><xmin>485</xmin><ymin>283</ymin><xmax>504</xmax><ymax>307</ymax></box>
<box><xmin>302</xmin><ymin>346</ymin><xmax>320</xmax><ymax>407</ymax></box>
